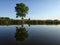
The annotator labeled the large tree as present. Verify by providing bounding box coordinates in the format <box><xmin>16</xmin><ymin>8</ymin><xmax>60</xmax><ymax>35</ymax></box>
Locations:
<box><xmin>15</xmin><ymin>3</ymin><xmax>29</xmax><ymax>20</ymax></box>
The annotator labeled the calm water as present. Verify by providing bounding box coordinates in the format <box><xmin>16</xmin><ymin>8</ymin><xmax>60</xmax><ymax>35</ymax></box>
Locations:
<box><xmin>0</xmin><ymin>25</ymin><xmax>60</xmax><ymax>45</ymax></box>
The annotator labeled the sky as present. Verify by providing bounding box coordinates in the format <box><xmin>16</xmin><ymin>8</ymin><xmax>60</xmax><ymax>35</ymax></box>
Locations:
<box><xmin>0</xmin><ymin>0</ymin><xmax>60</xmax><ymax>20</ymax></box>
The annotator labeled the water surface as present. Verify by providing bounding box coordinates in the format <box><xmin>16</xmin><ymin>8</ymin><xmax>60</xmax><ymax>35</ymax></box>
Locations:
<box><xmin>0</xmin><ymin>25</ymin><xmax>60</xmax><ymax>45</ymax></box>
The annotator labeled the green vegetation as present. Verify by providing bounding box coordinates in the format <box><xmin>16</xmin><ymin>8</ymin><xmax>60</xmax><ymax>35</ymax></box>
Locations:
<box><xmin>0</xmin><ymin>17</ymin><xmax>21</xmax><ymax>25</ymax></box>
<box><xmin>0</xmin><ymin>17</ymin><xmax>60</xmax><ymax>25</ymax></box>
<box><xmin>26</xmin><ymin>20</ymin><xmax>60</xmax><ymax>25</ymax></box>
<box><xmin>15</xmin><ymin>3</ymin><xmax>29</xmax><ymax>24</ymax></box>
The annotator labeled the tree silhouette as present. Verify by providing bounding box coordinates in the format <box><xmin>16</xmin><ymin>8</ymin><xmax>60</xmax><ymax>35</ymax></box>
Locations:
<box><xmin>15</xmin><ymin>27</ymin><xmax>28</xmax><ymax>41</ymax></box>
<box><xmin>15</xmin><ymin>3</ymin><xmax>29</xmax><ymax>24</ymax></box>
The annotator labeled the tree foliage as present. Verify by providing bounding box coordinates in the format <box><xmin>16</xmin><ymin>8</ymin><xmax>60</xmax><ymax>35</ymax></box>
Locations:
<box><xmin>15</xmin><ymin>3</ymin><xmax>29</xmax><ymax>18</ymax></box>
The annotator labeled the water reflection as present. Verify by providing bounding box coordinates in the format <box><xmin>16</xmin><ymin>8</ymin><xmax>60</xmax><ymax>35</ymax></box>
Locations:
<box><xmin>28</xmin><ymin>24</ymin><xmax>30</xmax><ymax>27</ymax></box>
<box><xmin>15</xmin><ymin>24</ymin><xmax>28</xmax><ymax>41</ymax></box>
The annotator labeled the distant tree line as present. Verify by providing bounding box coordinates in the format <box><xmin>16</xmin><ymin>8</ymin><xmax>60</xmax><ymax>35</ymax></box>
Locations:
<box><xmin>26</xmin><ymin>20</ymin><xmax>60</xmax><ymax>25</ymax></box>
<box><xmin>0</xmin><ymin>17</ymin><xmax>60</xmax><ymax>25</ymax></box>
<box><xmin>0</xmin><ymin>17</ymin><xmax>21</xmax><ymax>25</ymax></box>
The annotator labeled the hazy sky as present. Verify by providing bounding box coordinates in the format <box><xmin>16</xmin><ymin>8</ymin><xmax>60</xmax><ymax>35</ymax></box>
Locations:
<box><xmin>0</xmin><ymin>0</ymin><xmax>60</xmax><ymax>20</ymax></box>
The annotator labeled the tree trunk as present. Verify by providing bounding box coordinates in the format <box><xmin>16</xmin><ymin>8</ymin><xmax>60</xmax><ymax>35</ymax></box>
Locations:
<box><xmin>22</xmin><ymin>17</ymin><xmax>23</xmax><ymax>20</ymax></box>
<box><xmin>21</xmin><ymin>17</ymin><xmax>24</xmax><ymax>27</ymax></box>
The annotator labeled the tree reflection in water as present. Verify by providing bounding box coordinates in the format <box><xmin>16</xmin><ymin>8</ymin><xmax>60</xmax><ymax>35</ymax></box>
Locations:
<box><xmin>15</xmin><ymin>25</ymin><xmax>28</xmax><ymax>41</ymax></box>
